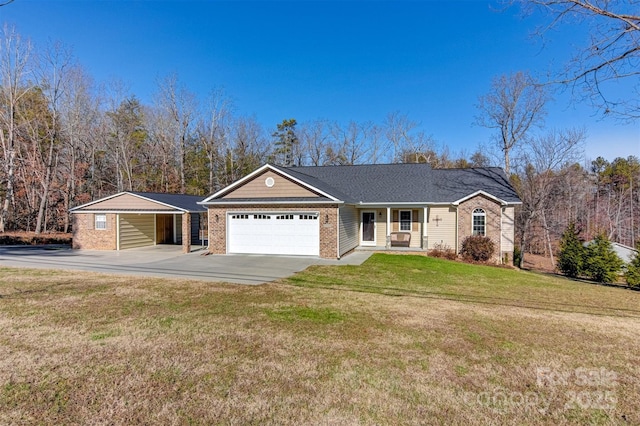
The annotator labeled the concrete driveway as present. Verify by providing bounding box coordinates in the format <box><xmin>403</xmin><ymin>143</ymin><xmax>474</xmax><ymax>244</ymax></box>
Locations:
<box><xmin>0</xmin><ymin>245</ymin><xmax>372</xmax><ymax>285</ymax></box>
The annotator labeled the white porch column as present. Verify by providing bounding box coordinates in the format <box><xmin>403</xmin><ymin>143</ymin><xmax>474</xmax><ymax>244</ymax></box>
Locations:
<box><xmin>423</xmin><ymin>207</ymin><xmax>429</xmax><ymax>249</ymax></box>
<box><xmin>386</xmin><ymin>207</ymin><xmax>391</xmax><ymax>249</ymax></box>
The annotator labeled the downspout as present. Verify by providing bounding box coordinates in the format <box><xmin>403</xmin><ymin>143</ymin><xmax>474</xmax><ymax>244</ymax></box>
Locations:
<box><xmin>205</xmin><ymin>208</ymin><xmax>211</xmax><ymax>251</ymax></box>
<box><xmin>500</xmin><ymin>207</ymin><xmax>504</xmax><ymax>263</ymax></box>
<box><xmin>116</xmin><ymin>214</ymin><xmax>120</xmax><ymax>251</ymax></box>
<box><xmin>454</xmin><ymin>205</ymin><xmax>459</xmax><ymax>254</ymax></box>
<box><xmin>336</xmin><ymin>206</ymin><xmax>340</xmax><ymax>259</ymax></box>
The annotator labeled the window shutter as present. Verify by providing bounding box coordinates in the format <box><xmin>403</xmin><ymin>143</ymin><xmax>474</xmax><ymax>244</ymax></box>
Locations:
<box><xmin>412</xmin><ymin>209</ymin><xmax>419</xmax><ymax>232</ymax></box>
<box><xmin>392</xmin><ymin>210</ymin><xmax>398</xmax><ymax>232</ymax></box>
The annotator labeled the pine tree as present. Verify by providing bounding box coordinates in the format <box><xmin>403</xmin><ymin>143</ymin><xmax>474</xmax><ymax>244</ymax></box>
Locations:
<box><xmin>625</xmin><ymin>243</ymin><xmax>640</xmax><ymax>287</ymax></box>
<box><xmin>272</xmin><ymin>118</ymin><xmax>298</xmax><ymax>167</ymax></box>
<box><xmin>584</xmin><ymin>233</ymin><xmax>624</xmax><ymax>283</ymax></box>
<box><xmin>557</xmin><ymin>222</ymin><xmax>584</xmax><ymax>278</ymax></box>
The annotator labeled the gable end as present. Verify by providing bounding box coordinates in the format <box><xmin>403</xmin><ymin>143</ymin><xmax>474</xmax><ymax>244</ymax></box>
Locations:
<box><xmin>221</xmin><ymin>170</ymin><xmax>321</xmax><ymax>199</ymax></box>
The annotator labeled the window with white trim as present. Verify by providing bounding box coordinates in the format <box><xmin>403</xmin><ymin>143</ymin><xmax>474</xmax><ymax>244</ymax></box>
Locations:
<box><xmin>94</xmin><ymin>214</ymin><xmax>107</xmax><ymax>230</ymax></box>
<box><xmin>253</xmin><ymin>214</ymin><xmax>271</xmax><ymax>220</ymax></box>
<box><xmin>231</xmin><ymin>214</ymin><xmax>249</xmax><ymax>219</ymax></box>
<box><xmin>276</xmin><ymin>214</ymin><xmax>294</xmax><ymax>220</ymax></box>
<box><xmin>472</xmin><ymin>208</ymin><xmax>486</xmax><ymax>236</ymax></box>
<box><xmin>399</xmin><ymin>210</ymin><xmax>411</xmax><ymax>231</ymax></box>
<box><xmin>299</xmin><ymin>214</ymin><xmax>318</xmax><ymax>220</ymax></box>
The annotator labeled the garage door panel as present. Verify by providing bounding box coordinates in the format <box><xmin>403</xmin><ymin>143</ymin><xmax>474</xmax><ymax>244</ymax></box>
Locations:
<box><xmin>119</xmin><ymin>214</ymin><xmax>155</xmax><ymax>250</ymax></box>
<box><xmin>228</xmin><ymin>213</ymin><xmax>319</xmax><ymax>256</ymax></box>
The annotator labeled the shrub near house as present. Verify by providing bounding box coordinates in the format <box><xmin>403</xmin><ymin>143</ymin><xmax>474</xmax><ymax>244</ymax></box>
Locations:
<box><xmin>460</xmin><ymin>235</ymin><xmax>495</xmax><ymax>262</ymax></box>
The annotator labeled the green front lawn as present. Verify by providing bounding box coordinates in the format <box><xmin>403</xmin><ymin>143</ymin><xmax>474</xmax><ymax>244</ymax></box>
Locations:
<box><xmin>0</xmin><ymin>254</ymin><xmax>638</xmax><ymax>425</ymax></box>
<box><xmin>287</xmin><ymin>254</ymin><xmax>639</xmax><ymax>316</ymax></box>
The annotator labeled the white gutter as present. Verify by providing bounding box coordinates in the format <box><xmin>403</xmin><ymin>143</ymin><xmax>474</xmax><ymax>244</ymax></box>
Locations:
<box><xmin>200</xmin><ymin>200</ymin><xmax>344</xmax><ymax>205</ymax></box>
<box><xmin>70</xmin><ymin>209</ymin><xmax>188</xmax><ymax>214</ymax></box>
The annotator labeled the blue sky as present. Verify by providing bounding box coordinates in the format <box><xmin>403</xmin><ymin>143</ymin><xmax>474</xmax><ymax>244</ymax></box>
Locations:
<box><xmin>1</xmin><ymin>0</ymin><xmax>638</xmax><ymax>163</ymax></box>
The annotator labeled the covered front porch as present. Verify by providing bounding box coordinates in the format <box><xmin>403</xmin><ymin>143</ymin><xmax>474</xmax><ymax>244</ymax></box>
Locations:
<box><xmin>355</xmin><ymin>205</ymin><xmax>457</xmax><ymax>252</ymax></box>
<box><xmin>357</xmin><ymin>206</ymin><xmax>427</xmax><ymax>250</ymax></box>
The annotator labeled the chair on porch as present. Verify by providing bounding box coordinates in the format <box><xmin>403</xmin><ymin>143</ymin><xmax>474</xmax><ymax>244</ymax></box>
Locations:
<box><xmin>390</xmin><ymin>232</ymin><xmax>411</xmax><ymax>247</ymax></box>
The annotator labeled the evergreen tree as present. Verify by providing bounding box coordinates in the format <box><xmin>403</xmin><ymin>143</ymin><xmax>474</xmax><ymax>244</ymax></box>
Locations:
<box><xmin>272</xmin><ymin>118</ymin><xmax>298</xmax><ymax>167</ymax></box>
<box><xmin>624</xmin><ymin>243</ymin><xmax>640</xmax><ymax>287</ymax></box>
<box><xmin>557</xmin><ymin>222</ymin><xmax>584</xmax><ymax>278</ymax></box>
<box><xmin>584</xmin><ymin>233</ymin><xmax>623</xmax><ymax>283</ymax></box>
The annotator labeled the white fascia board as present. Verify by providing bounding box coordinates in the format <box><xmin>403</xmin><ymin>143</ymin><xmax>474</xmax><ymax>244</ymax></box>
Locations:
<box><xmin>452</xmin><ymin>190</ymin><xmax>508</xmax><ymax>206</ymax></box>
<box><xmin>357</xmin><ymin>202</ymin><xmax>452</xmax><ymax>207</ymax></box>
<box><xmin>199</xmin><ymin>164</ymin><xmax>341</xmax><ymax>204</ymax></box>
<box><xmin>68</xmin><ymin>191</ymin><xmax>128</xmax><ymax>212</ymax></box>
<box><xmin>70</xmin><ymin>210</ymin><xmax>185</xmax><ymax>214</ymax></box>
<box><xmin>201</xmin><ymin>200</ymin><xmax>343</xmax><ymax>206</ymax></box>
<box><xmin>69</xmin><ymin>191</ymin><xmax>190</xmax><ymax>213</ymax></box>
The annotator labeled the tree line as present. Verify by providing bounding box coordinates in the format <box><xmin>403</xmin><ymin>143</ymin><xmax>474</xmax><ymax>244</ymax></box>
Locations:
<box><xmin>0</xmin><ymin>24</ymin><xmax>637</xmax><ymax>267</ymax></box>
<box><xmin>0</xmin><ymin>26</ymin><xmax>493</xmax><ymax>235</ymax></box>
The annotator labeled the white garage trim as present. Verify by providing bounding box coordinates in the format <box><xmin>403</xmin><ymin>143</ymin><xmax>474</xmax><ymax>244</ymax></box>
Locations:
<box><xmin>227</xmin><ymin>211</ymin><xmax>320</xmax><ymax>256</ymax></box>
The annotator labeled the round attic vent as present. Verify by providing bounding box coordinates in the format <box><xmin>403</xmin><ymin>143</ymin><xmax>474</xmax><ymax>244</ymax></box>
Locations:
<box><xmin>265</xmin><ymin>177</ymin><xmax>275</xmax><ymax>187</ymax></box>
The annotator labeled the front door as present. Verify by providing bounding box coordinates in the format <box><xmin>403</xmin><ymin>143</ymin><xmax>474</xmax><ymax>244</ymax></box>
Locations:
<box><xmin>361</xmin><ymin>211</ymin><xmax>376</xmax><ymax>246</ymax></box>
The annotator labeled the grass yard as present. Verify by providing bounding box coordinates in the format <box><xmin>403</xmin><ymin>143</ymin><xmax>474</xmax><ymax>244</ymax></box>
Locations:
<box><xmin>0</xmin><ymin>254</ymin><xmax>638</xmax><ymax>425</ymax></box>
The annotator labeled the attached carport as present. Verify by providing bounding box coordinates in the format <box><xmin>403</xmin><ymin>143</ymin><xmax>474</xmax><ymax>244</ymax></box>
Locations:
<box><xmin>70</xmin><ymin>192</ymin><xmax>208</xmax><ymax>253</ymax></box>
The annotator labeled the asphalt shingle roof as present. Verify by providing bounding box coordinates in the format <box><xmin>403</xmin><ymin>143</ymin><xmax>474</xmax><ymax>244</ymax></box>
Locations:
<box><xmin>272</xmin><ymin>163</ymin><xmax>521</xmax><ymax>204</ymax></box>
<box><xmin>130</xmin><ymin>192</ymin><xmax>208</xmax><ymax>212</ymax></box>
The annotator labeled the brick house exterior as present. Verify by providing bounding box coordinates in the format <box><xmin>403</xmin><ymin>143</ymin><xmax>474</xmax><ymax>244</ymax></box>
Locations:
<box><xmin>70</xmin><ymin>192</ymin><xmax>207</xmax><ymax>252</ymax></box>
<box><xmin>72</xmin><ymin>213</ymin><xmax>117</xmax><ymax>250</ymax></box>
<box><xmin>207</xmin><ymin>204</ymin><xmax>339</xmax><ymax>259</ymax></box>
<box><xmin>201</xmin><ymin>164</ymin><xmax>521</xmax><ymax>261</ymax></box>
<box><xmin>457</xmin><ymin>194</ymin><xmax>503</xmax><ymax>262</ymax></box>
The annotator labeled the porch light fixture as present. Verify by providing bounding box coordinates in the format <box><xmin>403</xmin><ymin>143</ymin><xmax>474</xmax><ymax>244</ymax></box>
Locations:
<box><xmin>215</xmin><ymin>214</ymin><xmax>219</xmax><ymax>222</ymax></box>
<box><xmin>325</xmin><ymin>214</ymin><xmax>329</xmax><ymax>224</ymax></box>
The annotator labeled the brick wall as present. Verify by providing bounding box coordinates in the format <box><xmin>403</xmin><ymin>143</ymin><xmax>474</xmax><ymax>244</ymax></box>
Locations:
<box><xmin>207</xmin><ymin>204</ymin><xmax>339</xmax><ymax>259</ymax></box>
<box><xmin>72</xmin><ymin>213</ymin><xmax>117</xmax><ymax>250</ymax></box>
<box><xmin>181</xmin><ymin>212</ymin><xmax>191</xmax><ymax>253</ymax></box>
<box><xmin>457</xmin><ymin>195</ymin><xmax>502</xmax><ymax>263</ymax></box>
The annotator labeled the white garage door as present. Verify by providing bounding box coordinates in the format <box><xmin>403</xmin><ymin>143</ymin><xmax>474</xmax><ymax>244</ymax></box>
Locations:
<box><xmin>228</xmin><ymin>212</ymin><xmax>320</xmax><ymax>256</ymax></box>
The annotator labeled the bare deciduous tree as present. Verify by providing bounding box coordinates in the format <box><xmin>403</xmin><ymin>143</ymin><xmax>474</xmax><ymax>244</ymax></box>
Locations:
<box><xmin>514</xmin><ymin>127</ymin><xmax>586</xmax><ymax>267</ymax></box>
<box><xmin>516</xmin><ymin>0</ymin><xmax>640</xmax><ymax>118</ymax></box>
<box><xmin>33</xmin><ymin>41</ymin><xmax>74</xmax><ymax>233</ymax></box>
<box><xmin>154</xmin><ymin>74</ymin><xmax>198</xmax><ymax>193</ymax></box>
<box><xmin>0</xmin><ymin>25</ymin><xmax>32</xmax><ymax>232</ymax></box>
<box><xmin>475</xmin><ymin>71</ymin><xmax>547</xmax><ymax>174</ymax></box>
<box><xmin>298</xmin><ymin>120</ymin><xmax>330</xmax><ymax>166</ymax></box>
<box><xmin>59</xmin><ymin>65</ymin><xmax>99</xmax><ymax>232</ymax></box>
<box><xmin>198</xmin><ymin>88</ymin><xmax>232</xmax><ymax>192</ymax></box>
<box><xmin>385</xmin><ymin>112</ymin><xmax>417</xmax><ymax>163</ymax></box>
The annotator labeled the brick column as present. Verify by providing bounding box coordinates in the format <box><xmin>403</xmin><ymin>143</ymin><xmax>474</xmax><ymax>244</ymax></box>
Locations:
<box><xmin>182</xmin><ymin>212</ymin><xmax>191</xmax><ymax>253</ymax></box>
